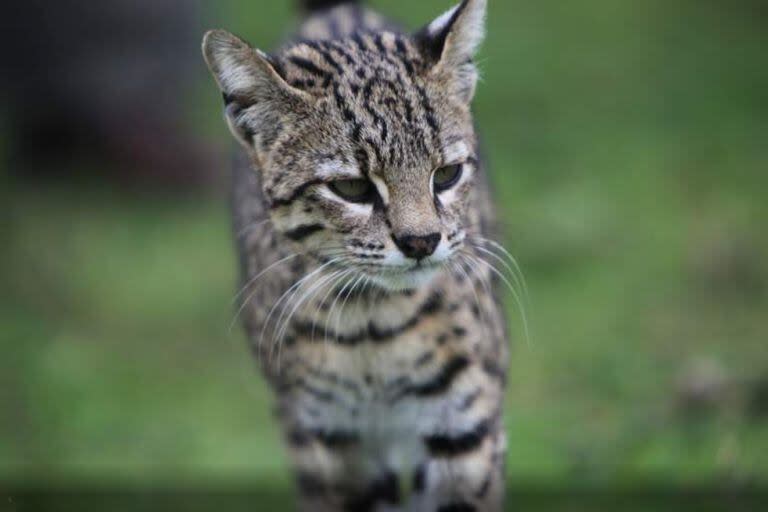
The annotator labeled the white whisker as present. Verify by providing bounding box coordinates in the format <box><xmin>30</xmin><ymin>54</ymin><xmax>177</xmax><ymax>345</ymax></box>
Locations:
<box><xmin>273</xmin><ymin>268</ymin><xmax>346</xmax><ymax>370</ymax></box>
<box><xmin>333</xmin><ymin>273</ymin><xmax>367</xmax><ymax>338</ymax></box>
<box><xmin>473</xmin><ymin>236</ymin><xmax>529</xmax><ymax>300</ymax></box>
<box><xmin>463</xmin><ymin>251</ymin><xmax>531</xmax><ymax>347</ymax></box>
<box><xmin>257</xmin><ymin>257</ymin><xmax>345</xmax><ymax>359</ymax></box>
<box><xmin>451</xmin><ymin>255</ymin><xmax>490</xmax><ymax>341</ymax></box>
<box><xmin>270</xmin><ymin>259</ymin><xmax>348</xmax><ymax>357</ymax></box>
<box><xmin>472</xmin><ymin>244</ymin><xmax>527</xmax><ymax>304</ymax></box>
<box><xmin>231</xmin><ymin>252</ymin><xmax>301</xmax><ymax>306</ymax></box>
<box><xmin>312</xmin><ymin>270</ymin><xmax>355</xmax><ymax>344</ymax></box>
<box><xmin>324</xmin><ymin>271</ymin><xmax>362</xmax><ymax>345</ymax></box>
<box><xmin>236</xmin><ymin>218</ymin><xmax>272</xmax><ymax>240</ymax></box>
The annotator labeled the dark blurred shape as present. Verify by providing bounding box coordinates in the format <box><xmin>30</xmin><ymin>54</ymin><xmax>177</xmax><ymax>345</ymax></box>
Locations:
<box><xmin>300</xmin><ymin>0</ymin><xmax>357</xmax><ymax>12</ymax></box>
<box><xmin>0</xmin><ymin>0</ymin><xmax>214</xmax><ymax>187</ymax></box>
<box><xmin>747</xmin><ymin>376</ymin><xmax>768</xmax><ymax>421</ymax></box>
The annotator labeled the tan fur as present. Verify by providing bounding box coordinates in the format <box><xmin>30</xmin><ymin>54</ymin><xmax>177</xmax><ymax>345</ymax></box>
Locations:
<box><xmin>204</xmin><ymin>1</ymin><xmax>509</xmax><ymax>510</ymax></box>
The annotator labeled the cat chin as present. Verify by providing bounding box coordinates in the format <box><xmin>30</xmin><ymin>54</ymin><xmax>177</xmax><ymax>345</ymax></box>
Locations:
<box><xmin>368</xmin><ymin>265</ymin><xmax>441</xmax><ymax>292</ymax></box>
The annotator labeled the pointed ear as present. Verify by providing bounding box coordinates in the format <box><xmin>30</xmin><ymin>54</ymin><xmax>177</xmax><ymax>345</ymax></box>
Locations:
<box><xmin>415</xmin><ymin>0</ymin><xmax>487</xmax><ymax>102</ymax></box>
<box><xmin>202</xmin><ymin>30</ymin><xmax>310</xmax><ymax>150</ymax></box>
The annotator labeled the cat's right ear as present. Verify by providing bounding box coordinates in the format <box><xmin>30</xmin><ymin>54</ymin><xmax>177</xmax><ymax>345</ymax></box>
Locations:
<box><xmin>202</xmin><ymin>30</ymin><xmax>311</xmax><ymax>150</ymax></box>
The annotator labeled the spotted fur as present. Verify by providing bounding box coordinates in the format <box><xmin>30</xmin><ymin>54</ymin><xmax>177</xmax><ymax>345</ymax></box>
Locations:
<box><xmin>203</xmin><ymin>1</ymin><xmax>509</xmax><ymax>510</ymax></box>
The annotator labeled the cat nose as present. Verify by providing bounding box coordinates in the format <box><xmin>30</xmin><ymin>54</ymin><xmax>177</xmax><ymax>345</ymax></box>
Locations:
<box><xmin>393</xmin><ymin>233</ymin><xmax>441</xmax><ymax>260</ymax></box>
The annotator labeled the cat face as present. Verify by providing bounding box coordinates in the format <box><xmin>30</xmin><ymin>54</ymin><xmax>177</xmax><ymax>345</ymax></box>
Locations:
<box><xmin>204</xmin><ymin>0</ymin><xmax>487</xmax><ymax>290</ymax></box>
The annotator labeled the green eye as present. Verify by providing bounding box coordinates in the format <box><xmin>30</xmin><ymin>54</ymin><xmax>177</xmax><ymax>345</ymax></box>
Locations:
<box><xmin>329</xmin><ymin>179</ymin><xmax>375</xmax><ymax>203</ymax></box>
<box><xmin>433</xmin><ymin>164</ymin><xmax>463</xmax><ymax>191</ymax></box>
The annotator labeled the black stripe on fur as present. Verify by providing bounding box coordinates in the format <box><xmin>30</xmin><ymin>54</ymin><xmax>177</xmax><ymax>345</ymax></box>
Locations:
<box><xmin>301</xmin><ymin>0</ymin><xmax>359</xmax><ymax>13</ymax></box>
<box><xmin>283</xmin><ymin>223</ymin><xmax>325</xmax><ymax>241</ymax></box>
<box><xmin>424</xmin><ymin>419</ymin><xmax>491</xmax><ymax>457</ymax></box>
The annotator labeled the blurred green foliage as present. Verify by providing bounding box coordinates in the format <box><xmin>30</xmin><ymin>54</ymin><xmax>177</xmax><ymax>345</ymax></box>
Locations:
<box><xmin>2</xmin><ymin>0</ymin><xmax>767</xmax><ymax>504</ymax></box>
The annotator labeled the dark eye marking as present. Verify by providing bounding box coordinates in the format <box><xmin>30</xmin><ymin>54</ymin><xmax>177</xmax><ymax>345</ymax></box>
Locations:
<box><xmin>433</xmin><ymin>164</ymin><xmax>463</xmax><ymax>192</ymax></box>
<box><xmin>269</xmin><ymin>178</ymin><xmax>326</xmax><ymax>209</ymax></box>
<box><xmin>328</xmin><ymin>178</ymin><xmax>376</xmax><ymax>203</ymax></box>
<box><xmin>283</xmin><ymin>223</ymin><xmax>325</xmax><ymax>241</ymax></box>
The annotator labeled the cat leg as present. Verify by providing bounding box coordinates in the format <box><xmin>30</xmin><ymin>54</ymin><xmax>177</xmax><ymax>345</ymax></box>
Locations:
<box><xmin>288</xmin><ymin>432</ymin><xmax>405</xmax><ymax>512</ymax></box>
<box><xmin>409</xmin><ymin>425</ymin><xmax>506</xmax><ymax>512</ymax></box>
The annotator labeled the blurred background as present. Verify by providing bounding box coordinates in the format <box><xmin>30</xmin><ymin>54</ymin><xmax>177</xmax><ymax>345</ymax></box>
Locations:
<box><xmin>2</xmin><ymin>0</ymin><xmax>767</xmax><ymax>509</ymax></box>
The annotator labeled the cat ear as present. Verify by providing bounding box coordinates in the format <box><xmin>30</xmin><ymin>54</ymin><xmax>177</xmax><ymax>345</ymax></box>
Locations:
<box><xmin>415</xmin><ymin>0</ymin><xmax>487</xmax><ymax>102</ymax></box>
<box><xmin>202</xmin><ymin>30</ymin><xmax>311</xmax><ymax>150</ymax></box>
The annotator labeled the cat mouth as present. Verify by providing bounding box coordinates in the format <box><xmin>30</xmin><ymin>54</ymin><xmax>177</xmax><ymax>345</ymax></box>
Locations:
<box><xmin>321</xmin><ymin>255</ymin><xmax>445</xmax><ymax>290</ymax></box>
<box><xmin>366</xmin><ymin>261</ymin><xmax>443</xmax><ymax>291</ymax></box>
<box><xmin>378</xmin><ymin>259</ymin><xmax>442</xmax><ymax>275</ymax></box>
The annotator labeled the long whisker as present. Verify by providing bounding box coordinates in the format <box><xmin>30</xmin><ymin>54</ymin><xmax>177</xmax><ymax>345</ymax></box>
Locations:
<box><xmin>273</xmin><ymin>268</ymin><xmax>346</xmax><ymax>370</ymax></box>
<box><xmin>324</xmin><ymin>271</ymin><xmax>362</xmax><ymax>345</ymax></box>
<box><xmin>365</xmin><ymin>274</ymin><xmax>385</xmax><ymax>324</ymax></box>
<box><xmin>451</xmin><ymin>256</ymin><xmax>490</xmax><ymax>341</ymax></box>
<box><xmin>229</xmin><ymin>242</ymin><xmax>348</xmax><ymax>331</ymax></box>
<box><xmin>463</xmin><ymin>251</ymin><xmax>531</xmax><ymax>347</ymax></box>
<box><xmin>333</xmin><ymin>273</ymin><xmax>367</xmax><ymax>338</ymax></box>
<box><xmin>257</xmin><ymin>257</ymin><xmax>344</xmax><ymax>356</ymax></box>
<box><xmin>274</xmin><ymin>270</ymin><xmax>342</xmax><ymax>352</ymax></box>
<box><xmin>273</xmin><ymin>267</ymin><xmax>347</xmax><ymax>351</ymax></box>
<box><xmin>471</xmin><ymin>244</ymin><xmax>527</xmax><ymax>305</ymax></box>
<box><xmin>321</xmin><ymin>273</ymin><xmax>350</xmax><ymax>351</ymax></box>
<box><xmin>231</xmin><ymin>252</ymin><xmax>301</xmax><ymax>306</ymax></box>
<box><xmin>235</xmin><ymin>218</ymin><xmax>272</xmax><ymax>240</ymax></box>
<box><xmin>459</xmin><ymin>251</ymin><xmax>493</xmax><ymax>304</ymax></box>
<box><xmin>312</xmin><ymin>270</ymin><xmax>355</xmax><ymax>344</ymax></box>
<box><xmin>473</xmin><ymin>236</ymin><xmax>529</xmax><ymax>300</ymax></box>
<box><xmin>270</xmin><ymin>259</ymin><xmax>348</xmax><ymax>357</ymax></box>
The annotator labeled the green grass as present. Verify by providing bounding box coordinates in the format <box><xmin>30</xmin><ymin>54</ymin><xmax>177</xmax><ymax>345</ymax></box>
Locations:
<box><xmin>2</xmin><ymin>0</ymin><xmax>768</xmax><ymax>504</ymax></box>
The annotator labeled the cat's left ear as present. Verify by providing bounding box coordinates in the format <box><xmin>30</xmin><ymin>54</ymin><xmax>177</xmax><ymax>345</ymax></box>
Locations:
<box><xmin>415</xmin><ymin>0</ymin><xmax>487</xmax><ymax>103</ymax></box>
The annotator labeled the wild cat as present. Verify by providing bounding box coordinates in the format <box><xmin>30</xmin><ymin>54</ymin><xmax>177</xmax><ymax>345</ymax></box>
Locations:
<box><xmin>202</xmin><ymin>0</ymin><xmax>517</xmax><ymax>510</ymax></box>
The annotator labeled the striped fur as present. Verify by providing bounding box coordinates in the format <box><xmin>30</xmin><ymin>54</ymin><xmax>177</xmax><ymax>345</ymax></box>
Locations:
<box><xmin>203</xmin><ymin>1</ymin><xmax>508</xmax><ymax>510</ymax></box>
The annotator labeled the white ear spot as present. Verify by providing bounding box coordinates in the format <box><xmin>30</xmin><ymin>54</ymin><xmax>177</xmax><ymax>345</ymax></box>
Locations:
<box><xmin>381</xmin><ymin>32</ymin><xmax>397</xmax><ymax>49</ymax></box>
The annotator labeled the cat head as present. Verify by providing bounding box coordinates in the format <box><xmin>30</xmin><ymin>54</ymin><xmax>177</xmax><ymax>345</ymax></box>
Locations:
<box><xmin>203</xmin><ymin>0</ymin><xmax>487</xmax><ymax>291</ymax></box>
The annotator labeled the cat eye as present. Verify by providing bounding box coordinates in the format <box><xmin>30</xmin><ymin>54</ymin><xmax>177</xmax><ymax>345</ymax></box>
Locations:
<box><xmin>328</xmin><ymin>178</ymin><xmax>375</xmax><ymax>203</ymax></box>
<box><xmin>433</xmin><ymin>164</ymin><xmax>463</xmax><ymax>192</ymax></box>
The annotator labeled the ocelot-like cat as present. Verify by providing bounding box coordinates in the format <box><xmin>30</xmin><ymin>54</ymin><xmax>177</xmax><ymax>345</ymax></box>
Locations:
<box><xmin>202</xmin><ymin>1</ymin><xmax>513</xmax><ymax>510</ymax></box>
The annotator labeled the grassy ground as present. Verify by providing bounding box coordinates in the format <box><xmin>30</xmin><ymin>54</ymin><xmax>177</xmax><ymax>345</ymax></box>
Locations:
<box><xmin>2</xmin><ymin>0</ymin><xmax>768</xmax><ymax>505</ymax></box>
